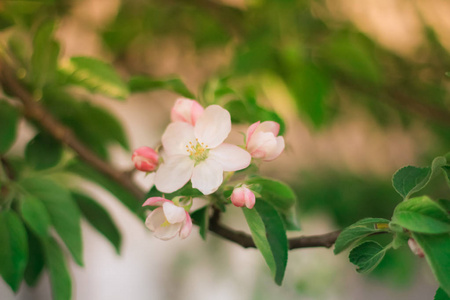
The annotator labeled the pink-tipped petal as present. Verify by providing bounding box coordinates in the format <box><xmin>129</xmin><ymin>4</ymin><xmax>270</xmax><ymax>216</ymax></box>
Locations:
<box><xmin>132</xmin><ymin>146</ymin><xmax>159</xmax><ymax>172</ymax></box>
<box><xmin>194</xmin><ymin>105</ymin><xmax>231</xmax><ymax>149</ymax></box>
<box><xmin>161</xmin><ymin>122</ymin><xmax>196</xmax><ymax>156</ymax></box>
<box><xmin>154</xmin><ymin>222</ymin><xmax>182</xmax><ymax>240</ymax></box>
<box><xmin>155</xmin><ymin>155</ymin><xmax>195</xmax><ymax>193</ymax></box>
<box><xmin>171</xmin><ymin>98</ymin><xmax>204</xmax><ymax>125</ymax></box>
<box><xmin>179</xmin><ymin>212</ymin><xmax>192</xmax><ymax>239</ymax></box>
<box><xmin>244</xmin><ymin>190</ymin><xmax>256</xmax><ymax>209</ymax></box>
<box><xmin>190</xmin><ymin>101</ymin><xmax>204</xmax><ymax>125</ymax></box>
<box><xmin>246</xmin><ymin>121</ymin><xmax>260</xmax><ymax>148</ymax></box>
<box><xmin>163</xmin><ymin>202</ymin><xmax>187</xmax><ymax>224</ymax></box>
<box><xmin>209</xmin><ymin>143</ymin><xmax>251</xmax><ymax>172</ymax></box>
<box><xmin>145</xmin><ymin>208</ymin><xmax>166</xmax><ymax>231</ymax></box>
<box><xmin>248</xmin><ymin>131</ymin><xmax>277</xmax><ymax>158</ymax></box>
<box><xmin>191</xmin><ymin>159</ymin><xmax>223</xmax><ymax>195</ymax></box>
<box><xmin>142</xmin><ymin>197</ymin><xmax>171</xmax><ymax>207</ymax></box>
<box><xmin>257</xmin><ymin>121</ymin><xmax>280</xmax><ymax>136</ymax></box>
<box><xmin>230</xmin><ymin>188</ymin><xmax>246</xmax><ymax>207</ymax></box>
<box><xmin>263</xmin><ymin>136</ymin><xmax>285</xmax><ymax>161</ymax></box>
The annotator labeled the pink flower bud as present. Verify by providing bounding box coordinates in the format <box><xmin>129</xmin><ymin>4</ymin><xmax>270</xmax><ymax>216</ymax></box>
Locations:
<box><xmin>170</xmin><ymin>98</ymin><xmax>204</xmax><ymax>126</ymax></box>
<box><xmin>231</xmin><ymin>186</ymin><xmax>256</xmax><ymax>209</ymax></box>
<box><xmin>408</xmin><ymin>238</ymin><xmax>425</xmax><ymax>258</ymax></box>
<box><xmin>246</xmin><ymin>121</ymin><xmax>285</xmax><ymax>161</ymax></box>
<box><xmin>143</xmin><ymin>197</ymin><xmax>192</xmax><ymax>240</ymax></box>
<box><xmin>132</xmin><ymin>146</ymin><xmax>159</xmax><ymax>172</ymax></box>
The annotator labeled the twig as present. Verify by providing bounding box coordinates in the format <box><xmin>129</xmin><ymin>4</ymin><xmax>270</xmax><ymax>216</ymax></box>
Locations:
<box><xmin>0</xmin><ymin>59</ymin><xmax>341</xmax><ymax>250</ymax></box>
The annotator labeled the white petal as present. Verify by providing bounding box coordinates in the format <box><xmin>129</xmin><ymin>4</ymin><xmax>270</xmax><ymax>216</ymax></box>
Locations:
<box><xmin>163</xmin><ymin>202</ymin><xmax>186</xmax><ymax>224</ymax></box>
<box><xmin>264</xmin><ymin>136</ymin><xmax>285</xmax><ymax>161</ymax></box>
<box><xmin>154</xmin><ymin>223</ymin><xmax>182</xmax><ymax>240</ymax></box>
<box><xmin>256</xmin><ymin>121</ymin><xmax>280</xmax><ymax>136</ymax></box>
<box><xmin>179</xmin><ymin>212</ymin><xmax>192</xmax><ymax>239</ymax></box>
<box><xmin>161</xmin><ymin>122</ymin><xmax>196</xmax><ymax>156</ymax></box>
<box><xmin>155</xmin><ymin>155</ymin><xmax>195</xmax><ymax>193</ymax></box>
<box><xmin>145</xmin><ymin>208</ymin><xmax>166</xmax><ymax>231</ymax></box>
<box><xmin>209</xmin><ymin>143</ymin><xmax>251</xmax><ymax>172</ymax></box>
<box><xmin>191</xmin><ymin>159</ymin><xmax>223</xmax><ymax>195</ymax></box>
<box><xmin>247</xmin><ymin>131</ymin><xmax>277</xmax><ymax>155</ymax></box>
<box><xmin>194</xmin><ymin>105</ymin><xmax>231</xmax><ymax>148</ymax></box>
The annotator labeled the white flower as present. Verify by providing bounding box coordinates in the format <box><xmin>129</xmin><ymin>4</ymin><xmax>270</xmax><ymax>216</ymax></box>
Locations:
<box><xmin>246</xmin><ymin>121</ymin><xmax>285</xmax><ymax>161</ymax></box>
<box><xmin>155</xmin><ymin>105</ymin><xmax>251</xmax><ymax>195</ymax></box>
<box><xmin>142</xmin><ymin>197</ymin><xmax>192</xmax><ymax>240</ymax></box>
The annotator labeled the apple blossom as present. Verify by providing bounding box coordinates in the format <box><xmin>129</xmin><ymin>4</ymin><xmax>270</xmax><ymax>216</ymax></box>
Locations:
<box><xmin>155</xmin><ymin>105</ymin><xmax>251</xmax><ymax>195</ymax></box>
<box><xmin>231</xmin><ymin>185</ymin><xmax>256</xmax><ymax>209</ymax></box>
<box><xmin>246</xmin><ymin>121</ymin><xmax>285</xmax><ymax>161</ymax></box>
<box><xmin>171</xmin><ymin>98</ymin><xmax>204</xmax><ymax>126</ymax></box>
<box><xmin>142</xmin><ymin>197</ymin><xmax>192</xmax><ymax>240</ymax></box>
<box><xmin>408</xmin><ymin>238</ymin><xmax>424</xmax><ymax>258</ymax></box>
<box><xmin>132</xmin><ymin>146</ymin><xmax>159</xmax><ymax>172</ymax></box>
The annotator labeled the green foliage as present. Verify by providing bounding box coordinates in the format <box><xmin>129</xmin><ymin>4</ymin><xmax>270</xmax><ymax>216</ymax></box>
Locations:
<box><xmin>58</xmin><ymin>56</ymin><xmax>129</xmax><ymax>100</ymax></box>
<box><xmin>72</xmin><ymin>192</ymin><xmax>122</xmax><ymax>254</ymax></box>
<box><xmin>147</xmin><ymin>182</ymin><xmax>203</xmax><ymax>200</ymax></box>
<box><xmin>435</xmin><ymin>287</ymin><xmax>450</xmax><ymax>300</ymax></box>
<box><xmin>413</xmin><ymin>233</ymin><xmax>450</xmax><ymax>297</ymax></box>
<box><xmin>392</xmin><ymin>196</ymin><xmax>450</xmax><ymax>234</ymax></box>
<box><xmin>43</xmin><ymin>237</ymin><xmax>72</xmax><ymax>300</ymax></box>
<box><xmin>392</xmin><ymin>156</ymin><xmax>447</xmax><ymax>199</ymax></box>
<box><xmin>349</xmin><ymin>241</ymin><xmax>388</xmax><ymax>274</ymax></box>
<box><xmin>243</xmin><ymin>200</ymin><xmax>288</xmax><ymax>285</ymax></box>
<box><xmin>20</xmin><ymin>177</ymin><xmax>83</xmax><ymax>266</ymax></box>
<box><xmin>334</xmin><ymin>218</ymin><xmax>390</xmax><ymax>255</ymax></box>
<box><xmin>23</xmin><ymin>230</ymin><xmax>44</xmax><ymax>287</ymax></box>
<box><xmin>20</xmin><ymin>195</ymin><xmax>51</xmax><ymax>238</ymax></box>
<box><xmin>129</xmin><ymin>76</ymin><xmax>195</xmax><ymax>99</ymax></box>
<box><xmin>246</xmin><ymin>176</ymin><xmax>296</xmax><ymax>212</ymax></box>
<box><xmin>0</xmin><ymin>211</ymin><xmax>28</xmax><ymax>292</ymax></box>
<box><xmin>0</xmin><ymin>100</ymin><xmax>19</xmax><ymax>154</ymax></box>
<box><xmin>190</xmin><ymin>206</ymin><xmax>209</xmax><ymax>240</ymax></box>
<box><xmin>25</xmin><ymin>133</ymin><xmax>63</xmax><ymax>170</ymax></box>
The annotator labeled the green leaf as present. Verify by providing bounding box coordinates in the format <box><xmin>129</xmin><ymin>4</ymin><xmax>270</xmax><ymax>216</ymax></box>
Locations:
<box><xmin>128</xmin><ymin>76</ymin><xmax>195</xmax><ymax>99</ymax></box>
<box><xmin>245</xmin><ymin>177</ymin><xmax>296</xmax><ymax>212</ymax></box>
<box><xmin>279</xmin><ymin>207</ymin><xmax>301</xmax><ymax>231</ymax></box>
<box><xmin>392</xmin><ymin>156</ymin><xmax>447</xmax><ymax>199</ymax></box>
<box><xmin>20</xmin><ymin>195</ymin><xmax>51</xmax><ymax>237</ymax></box>
<box><xmin>438</xmin><ymin>199</ymin><xmax>450</xmax><ymax>213</ymax></box>
<box><xmin>59</xmin><ymin>56</ymin><xmax>129</xmax><ymax>100</ymax></box>
<box><xmin>25</xmin><ymin>132</ymin><xmax>63</xmax><ymax>170</ymax></box>
<box><xmin>0</xmin><ymin>100</ymin><xmax>19</xmax><ymax>154</ymax></box>
<box><xmin>31</xmin><ymin>20</ymin><xmax>60</xmax><ymax>89</ymax></box>
<box><xmin>20</xmin><ymin>177</ymin><xmax>84</xmax><ymax>266</ymax></box>
<box><xmin>392</xmin><ymin>196</ymin><xmax>450</xmax><ymax>234</ymax></box>
<box><xmin>24</xmin><ymin>229</ymin><xmax>45</xmax><ymax>287</ymax></box>
<box><xmin>243</xmin><ymin>200</ymin><xmax>288</xmax><ymax>285</ymax></box>
<box><xmin>42</xmin><ymin>237</ymin><xmax>72</xmax><ymax>300</ymax></box>
<box><xmin>72</xmin><ymin>192</ymin><xmax>122</xmax><ymax>254</ymax></box>
<box><xmin>66</xmin><ymin>161</ymin><xmax>144</xmax><ymax>218</ymax></box>
<box><xmin>190</xmin><ymin>206</ymin><xmax>209</xmax><ymax>240</ymax></box>
<box><xmin>0</xmin><ymin>211</ymin><xmax>28</xmax><ymax>292</ymax></box>
<box><xmin>349</xmin><ymin>241</ymin><xmax>387</xmax><ymax>274</ymax></box>
<box><xmin>413</xmin><ymin>233</ymin><xmax>450</xmax><ymax>297</ymax></box>
<box><xmin>334</xmin><ymin>218</ymin><xmax>390</xmax><ymax>254</ymax></box>
<box><xmin>147</xmin><ymin>182</ymin><xmax>203</xmax><ymax>200</ymax></box>
<box><xmin>443</xmin><ymin>166</ymin><xmax>450</xmax><ymax>188</ymax></box>
<box><xmin>435</xmin><ymin>287</ymin><xmax>450</xmax><ymax>300</ymax></box>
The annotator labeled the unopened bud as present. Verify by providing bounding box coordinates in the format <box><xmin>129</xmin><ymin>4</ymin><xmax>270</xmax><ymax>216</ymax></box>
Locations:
<box><xmin>132</xmin><ymin>146</ymin><xmax>159</xmax><ymax>172</ymax></box>
<box><xmin>408</xmin><ymin>238</ymin><xmax>425</xmax><ymax>258</ymax></box>
<box><xmin>231</xmin><ymin>186</ymin><xmax>256</xmax><ymax>209</ymax></box>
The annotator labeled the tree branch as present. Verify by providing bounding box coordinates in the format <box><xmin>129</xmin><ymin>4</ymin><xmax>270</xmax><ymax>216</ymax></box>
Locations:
<box><xmin>0</xmin><ymin>59</ymin><xmax>341</xmax><ymax>250</ymax></box>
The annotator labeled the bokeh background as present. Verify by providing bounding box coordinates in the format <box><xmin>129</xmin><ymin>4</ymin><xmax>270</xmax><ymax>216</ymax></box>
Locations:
<box><xmin>1</xmin><ymin>0</ymin><xmax>450</xmax><ymax>299</ymax></box>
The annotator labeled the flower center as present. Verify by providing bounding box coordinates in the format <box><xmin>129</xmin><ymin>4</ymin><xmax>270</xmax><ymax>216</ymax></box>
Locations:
<box><xmin>186</xmin><ymin>139</ymin><xmax>209</xmax><ymax>164</ymax></box>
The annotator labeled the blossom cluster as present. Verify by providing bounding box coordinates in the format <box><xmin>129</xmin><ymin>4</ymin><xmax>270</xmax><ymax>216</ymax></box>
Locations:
<box><xmin>132</xmin><ymin>98</ymin><xmax>285</xmax><ymax>240</ymax></box>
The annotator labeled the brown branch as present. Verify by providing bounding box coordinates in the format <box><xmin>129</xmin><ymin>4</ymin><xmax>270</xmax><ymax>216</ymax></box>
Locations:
<box><xmin>0</xmin><ymin>59</ymin><xmax>341</xmax><ymax>250</ymax></box>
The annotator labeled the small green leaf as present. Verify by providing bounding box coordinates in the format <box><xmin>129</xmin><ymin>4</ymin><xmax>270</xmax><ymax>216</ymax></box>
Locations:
<box><xmin>31</xmin><ymin>21</ymin><xmax>60</xmax><ymax>89</ymax></box>
<box><xmin>413</xmin><ymin>233</ymin><xmax>450</xmax><ymax>297</ymax></box>
<box><xmin>334</xmin><ymin>218</ymin><xmax>390</xmax><ymax>254</ymax></box>
<box><xmin>24</xmin><ymin>229</ymin><xmax>45</xmax><ymax>287</ymax></box>
<box><xmin>392</xmin><ymin>156</ymin><xmax>447</xmax><ymax>199</ymax></box>
<box><xmin>128</xmin><ymin>76</ymin><xmax>195</xmax><ymax>99</ymax></box>
<box><xmin>243</xmin><ymin>200</ymin><xmax>288</xmax><ymax>285</ymax></box>
<box><xmin>0</xmin><ymin>100</ymin><xmax>19</xmax><ymax>154</ymax></box>
<box><xmin>20</xmin><ymin>177</ymin><xmax>84</xmax><ymax>266</ymax></box>
<box><xmin>72</xmin><ymin>192</ymin><xmax>122</xmax><ymax>254</ymax></box>
<box><xmin>20</xmin><ymin>195</ymin><xmax>51</xmax><ymax>237</ymax></box>
<box><xmin>435</xmin><ymin>287</ymin><xmax>450</xmax><ymax>300</ymax></box>
<box><xmin>245</xmin><ymin>177</ymin><xmax>296</xmax><ymax>212</ymax></box>
<box><xmin>42</xmin><ymin>237</ymin><xmax>72</xmax><ymax>300</ymax></box>
<box><xmin>59</xmin><ymin>56</ymin><xmax>129</xmax><ymax>100</ymax></box>
<box><xmin>392</xmin><ymin>196</ymin><xmax>450</xmax><ymax>234</ymax></box>
<box><xmin>190</xmin><ymin>206</ymin><xmax>209</xmax><ymax>240</ymax></box>
<box><xmin>25</xmin><ymin>132</ymin><xmax>63</xmax><ymax>170</ymax></box>
<box><xmin>147</xmin><ymin>182</ymin><xmax>203</xmax><ymax>200</ymax></box>
<box><xmin>349</xmin><ymin>241</ymin><xmax>387</xmax><ymax>274</ymax></box>
<box><xmin>0</xmin><ymin>211</ymin><xmax>28</xmax><ymax>292</ymax></box>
